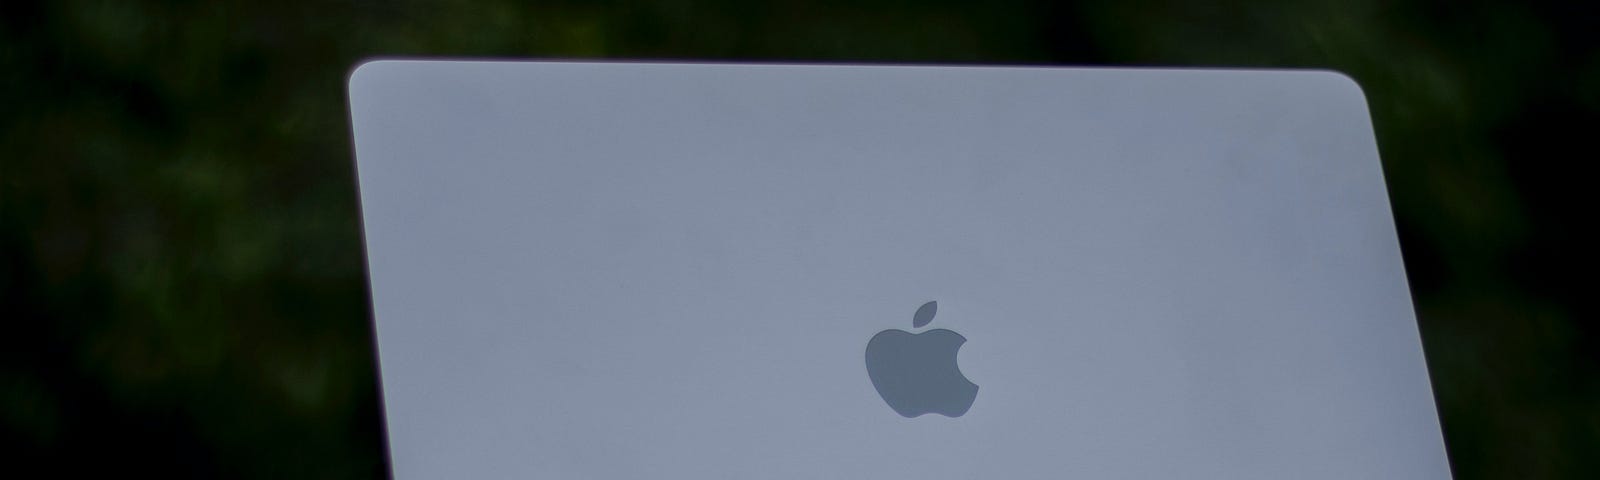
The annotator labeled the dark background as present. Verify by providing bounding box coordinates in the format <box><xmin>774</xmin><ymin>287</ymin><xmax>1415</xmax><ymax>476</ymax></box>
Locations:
<box><xmin>3</xmin><ymin>0</ymin><xmax>1596</xmax><ymax>478</ymax></box>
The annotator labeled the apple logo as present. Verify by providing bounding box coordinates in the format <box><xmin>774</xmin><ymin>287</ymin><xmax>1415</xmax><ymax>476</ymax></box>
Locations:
<box><xmin>865</xmin><ymin>301</ymin><xmax>979</xmax><ymax>418</ymax></box>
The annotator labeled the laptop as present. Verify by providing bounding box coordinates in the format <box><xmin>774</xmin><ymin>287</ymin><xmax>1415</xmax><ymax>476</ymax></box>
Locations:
<box><xmin>347</xmin><ymin>61</ymin><xmax>1453</xmax><ymax>478</ymax></box>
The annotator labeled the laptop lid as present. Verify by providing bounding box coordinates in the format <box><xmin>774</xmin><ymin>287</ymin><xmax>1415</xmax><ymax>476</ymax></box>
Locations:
<box><xmin>348</xmin><ymin>61</ymin><xmax>1452</xmax><ymax>479</ymax></box>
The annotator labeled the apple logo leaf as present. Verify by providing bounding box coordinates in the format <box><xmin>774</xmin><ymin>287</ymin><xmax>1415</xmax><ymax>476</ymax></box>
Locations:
<box><xmin>913</xmin><ymin>301</ymin><xmax>937</xmax><ymax>328</ymax></box>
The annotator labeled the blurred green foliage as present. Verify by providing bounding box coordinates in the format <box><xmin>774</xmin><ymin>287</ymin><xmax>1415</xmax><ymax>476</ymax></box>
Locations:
<box><xmin>3</xmin><ymin>0</ymin><xmax>1596</xmax><ymax>478</ymax></box>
